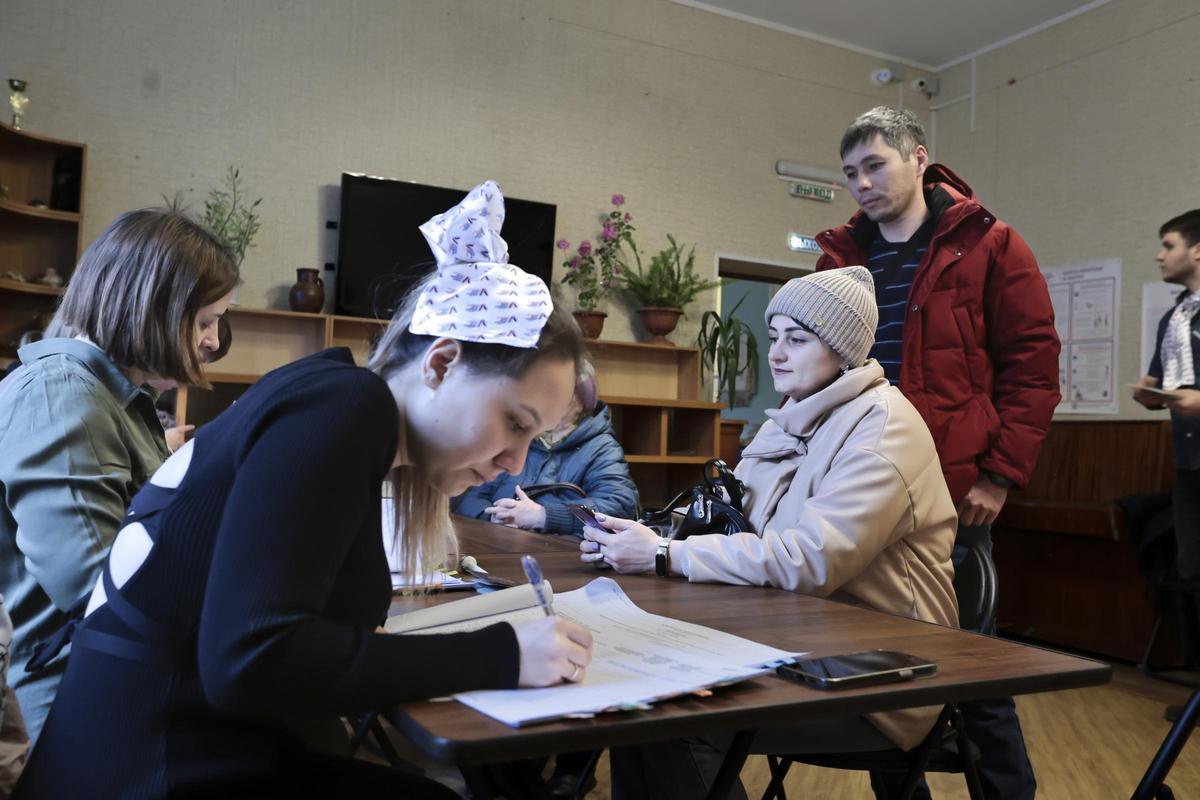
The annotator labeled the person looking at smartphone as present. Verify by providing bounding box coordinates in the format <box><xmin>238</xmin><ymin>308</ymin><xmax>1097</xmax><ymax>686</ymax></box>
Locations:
<box><xmin>1134</xmin><ymin>211</ymin><xmax>1200</xmax><ymax>588</ymax></box>
<box><xmin>580</xmin><ymin>267</ymin><xmax>958</xmax><ymax>800</ymax></box>
<box><xmin>452</xmin><ymin>360</ymin><xmax>639</xmax><ymax>538</ymax></box>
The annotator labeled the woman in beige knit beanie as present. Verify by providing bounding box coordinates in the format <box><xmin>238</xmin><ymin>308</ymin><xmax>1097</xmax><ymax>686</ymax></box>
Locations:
<box><xmin>762</xmin><ymin>265</ymin><xmax>879</xmax><ymax>397</ymax></box>
<box><xmin>582</xmin><ymin>265</ymin><xmax>960</xmax><ymax>798</ymax></box>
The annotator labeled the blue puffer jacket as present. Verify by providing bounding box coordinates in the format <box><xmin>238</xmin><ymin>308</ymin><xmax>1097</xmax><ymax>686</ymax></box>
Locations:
<box><xmin>452</xmin><ymin>403</ymin><xmax>639</xmax><ymax>538</ymax></box>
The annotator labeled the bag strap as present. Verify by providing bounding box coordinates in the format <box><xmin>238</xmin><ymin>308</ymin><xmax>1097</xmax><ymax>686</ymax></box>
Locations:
<box><xmin>704</xmin><ymin>459</ymin><xmax>745</xmax><ymax>513</ymax></box>
<box><xmin>521</xmin><ymin>482</ymin><xmax>586</xmax><ymax>500</ymax></box>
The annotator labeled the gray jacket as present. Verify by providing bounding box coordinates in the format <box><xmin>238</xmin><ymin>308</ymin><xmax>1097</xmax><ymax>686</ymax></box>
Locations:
<box><xmin>0</xmin><ymin>338</ymin><xmax>168</xmax><ymax>740</ymax></box>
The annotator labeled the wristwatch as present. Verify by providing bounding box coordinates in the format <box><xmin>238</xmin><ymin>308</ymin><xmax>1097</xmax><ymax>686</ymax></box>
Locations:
<box><xmin>655</xmin><ymin>537</ymin><xmax>670</xmax><ymax>577</ymax></box>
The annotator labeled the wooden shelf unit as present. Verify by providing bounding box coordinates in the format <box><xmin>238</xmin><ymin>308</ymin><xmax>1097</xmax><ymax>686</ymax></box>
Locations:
<box><xmin>175</xmin><ymin>307</ymin><xmax>390</xmax><ymax>428</ymax></box>
<box><xmin>0</xmin><ymin>277</ymin><xmax>64</xmax><ymax>297</ymax></box>
<box><xmin>178</xmin><ymin>326</ymin><xmax>724</xmax><ymax>508</ymax></box>
<box><xmin>0</xmin><ymin>121</ymin><xmax>86</xmax><ymax>364</ymax></box>
<box><xmin>588</xmin><ymin>340</ymin><xmax>723</xmax><ymax>509</ymax></box>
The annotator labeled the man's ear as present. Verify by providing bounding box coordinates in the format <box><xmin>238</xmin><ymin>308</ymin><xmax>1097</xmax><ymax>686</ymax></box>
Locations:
<box><xmin>1189</xmin><ymin>240</ymin><xmax>1200</xmax><ymax>268</ymax></box>
<box><xmin>421</xmin><ymin>338</ymin><xmax>465</xmax><ymax>389</ymax></box>
<box><xmin>913</xmin><ymin>144</ymin><xmax>930</xmax><ymax>177</ymax></box>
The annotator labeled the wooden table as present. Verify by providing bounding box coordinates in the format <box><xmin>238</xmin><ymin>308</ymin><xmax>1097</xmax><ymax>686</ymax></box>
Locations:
<box><xmin>390</xmin><ymin>517</ymin><xmax>1111</xmax><ymax>791</ymax></box>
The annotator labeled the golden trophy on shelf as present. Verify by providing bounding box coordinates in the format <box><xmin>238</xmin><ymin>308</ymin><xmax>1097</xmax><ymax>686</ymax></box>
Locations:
<box><xmin>8</xmin><ymin>80</ymin><xmax>28</xmax><ymax>130</ymax></box>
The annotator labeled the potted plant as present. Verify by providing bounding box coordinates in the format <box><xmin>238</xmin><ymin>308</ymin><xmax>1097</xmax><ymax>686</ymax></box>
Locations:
<box><xmin>697</xmin><ymin>294</ymin><xmax>759</xmax><ymax>408</ymax></box>
<box><xmin>200</xmin><ymin>166</ymin><xmax>262</xmax><ymax>270</ymax></box>
<box><xmin>619</xmin><ymin>235</ymin><xmax>721</xmax><ymax>344</ymax></box>
<box><xmin>559</xmin><ymin>194</ymin><xmax>635</xmax><ymax>338</ymax></box>
<box><xmin>165</xmin><ymin>166</ymin><xmax>262</xmax><ymax>305</ymax></box>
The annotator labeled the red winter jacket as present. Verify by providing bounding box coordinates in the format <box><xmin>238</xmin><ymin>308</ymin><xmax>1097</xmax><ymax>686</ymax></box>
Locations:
<box><xmin>815</xmin><ymin>164</ymin><xmax>1060</xmax><ymax>503</ymax></box>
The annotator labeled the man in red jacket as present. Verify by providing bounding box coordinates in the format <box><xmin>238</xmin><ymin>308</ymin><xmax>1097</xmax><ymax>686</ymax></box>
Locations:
<box><xmin>817</xmin><ymin>107</ymin><xmax>1060</xmax><ymax>800</ymax></box>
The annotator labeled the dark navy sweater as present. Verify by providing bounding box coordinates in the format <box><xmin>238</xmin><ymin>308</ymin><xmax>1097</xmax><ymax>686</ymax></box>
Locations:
<box><xmin>17</xmin><ymin>349</ymin><xmax>519</xmax><ymax>797</ymax></box>
<box><xmin>866</xmin><ymin>224</ymin><xmax>932</xmax><ymax>385</ymax></box>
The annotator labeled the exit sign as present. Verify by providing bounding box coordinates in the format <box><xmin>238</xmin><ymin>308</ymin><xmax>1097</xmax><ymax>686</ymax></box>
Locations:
<box><xmin>788</xmin><ymin>181</ymin><xmax>834</xmax><ymax>202</ymax></box>
<box><xmin>788</xmin><ymin>233</ymin><xmax>822</xmax><ymax>254</ymax></box>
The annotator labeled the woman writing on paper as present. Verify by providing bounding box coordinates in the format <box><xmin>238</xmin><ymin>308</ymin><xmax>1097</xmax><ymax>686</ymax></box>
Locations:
<box><xmin>580</xmin><ymin>267</ymin><xmax>958</xmax><ymax>799</ymax></box>
<box><xmin>17</xmin><ymin>183</ymin><xmax>593</xmax><ymax>798</ymax></box>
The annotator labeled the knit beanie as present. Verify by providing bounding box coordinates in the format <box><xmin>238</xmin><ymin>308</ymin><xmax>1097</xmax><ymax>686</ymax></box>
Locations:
<box><xmin>764</xmin><ymin>266</ymin><xmax>878</xmax><ymax>367</ymax></box>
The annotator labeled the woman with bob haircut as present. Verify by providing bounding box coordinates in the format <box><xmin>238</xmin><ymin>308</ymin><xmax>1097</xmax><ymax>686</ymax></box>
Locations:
<box><xmin>0</xmin><ymin>209</ymin><xmax>237</xmax><ymax>742</ymax></box>
<box><xmin>15</xmin><ymin>182</ymin><xmax>594</xmax><ymax>798</ymax></box>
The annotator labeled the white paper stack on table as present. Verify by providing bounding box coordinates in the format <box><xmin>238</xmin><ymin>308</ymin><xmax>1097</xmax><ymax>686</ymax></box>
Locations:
<box><xmin>384</xmin><ymin>576</ymin><xmax>802</xmax><ymax>727</ymax></box>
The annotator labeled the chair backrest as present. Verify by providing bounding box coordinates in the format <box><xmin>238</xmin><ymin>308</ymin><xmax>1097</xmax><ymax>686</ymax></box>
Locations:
<box><xmin>953</xmin><ymin>541</ymin><xmax>998</xmax><ymax>633</ymax></box>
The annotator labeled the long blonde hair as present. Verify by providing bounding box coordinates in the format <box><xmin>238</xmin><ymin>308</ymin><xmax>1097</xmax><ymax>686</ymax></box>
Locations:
<box><xmin>368</xmin><ymin>273</ymin><xmax>587</xmax><ymax>580</ymax></box>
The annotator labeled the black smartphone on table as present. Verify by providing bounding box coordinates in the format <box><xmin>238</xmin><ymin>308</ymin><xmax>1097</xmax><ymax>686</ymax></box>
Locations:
<box><xmin>776</xmin><ymin>650</ymin><xmax>937</xmax><ymax>690</ymax></box>
<box><xmin>568</xmin><ymin>503</ymin><xmax>602</xmax><ymax>529</ymax></box>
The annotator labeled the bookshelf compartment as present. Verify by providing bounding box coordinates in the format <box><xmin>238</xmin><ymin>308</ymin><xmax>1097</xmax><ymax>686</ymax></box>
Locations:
<box><xmin>588</xmin><ymin>340</ymin><xmax>702</xmax><ymax>401</ymax></box>
<box><xmin>217</xmin><ymin>308</ymin><xmax>326</xmax><ymax>376</ymax></box>
<box><xmin>609</xmin><ymin>404</ymin><xmax>664</xmax><ymax>457</ymax></box>
<box><xmin>667</xmin><ymin>407</ymin><xmax>719</xmax><ymax>459</ymax></box>
<box><xmin>329</xmin><ymin>315</ymin><xmax>387</xmax><ymax>365</ymax></box>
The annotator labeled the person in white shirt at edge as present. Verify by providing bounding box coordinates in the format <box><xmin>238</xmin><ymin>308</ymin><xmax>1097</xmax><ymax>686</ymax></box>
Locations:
<box><xmin>580</xmin><ymin>266</ymin><xmax>959</xmax><ymax>800</ymax></box>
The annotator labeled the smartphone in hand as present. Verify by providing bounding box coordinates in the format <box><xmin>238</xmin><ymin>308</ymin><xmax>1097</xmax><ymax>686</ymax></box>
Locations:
<box><xmin>567</xmin><ymin>503</ymin><xmax>602</xmax><ymax>529</ymax></box>
<box><xmin>776</xmin><ymin>650</ymin><xmax>937</xmax><ymax>690</ymax></box>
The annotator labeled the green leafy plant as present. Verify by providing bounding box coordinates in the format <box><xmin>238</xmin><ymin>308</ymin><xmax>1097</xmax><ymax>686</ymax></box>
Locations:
<box><xmin>202</xmin><ymin>166</ymin><xmax>262</xmax><ymax>268</ymax></box>
<box><xmin>164</xmin><ymin>166</ymin><xmax>262</xmax><ymax>269</ymax></box>
<box><xmin>619</xmin><ymin>234</ymin><xmax>721</xmax><ymax>311</ymax></box>
<box><xmin>559</xmin><ymin>193</ymin><xmax>635</xmax><ymax>312</ymax></box>
<box><xmin>697</xmin><ymin>294</ymin><xmax>759</xmax><ymax>407</ymax></box>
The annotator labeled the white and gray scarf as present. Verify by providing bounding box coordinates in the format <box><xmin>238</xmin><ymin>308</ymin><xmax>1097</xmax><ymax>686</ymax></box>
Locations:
<box><xmin>1162</xmin><ymin>291</ymin><xmax>1200</xmax><ymax>390</ymax></box>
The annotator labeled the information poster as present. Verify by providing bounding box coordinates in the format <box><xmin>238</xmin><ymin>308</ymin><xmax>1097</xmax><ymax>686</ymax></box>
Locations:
<box><xmin>1042</xmin><ymin>260</ymin><xmax>1121</xmax><ymax>414</ymax></box>
<box><xmin>1141</xmin><ymin>282</ymin><xmax>1185</xmax><ymax>375</ymax></box>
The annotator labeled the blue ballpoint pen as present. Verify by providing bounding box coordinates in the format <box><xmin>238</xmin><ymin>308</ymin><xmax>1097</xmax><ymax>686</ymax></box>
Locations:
<box><xmin>521</xmin><ymin>555</ymin><xmax>555</xmax><ymax>616</ymax></box>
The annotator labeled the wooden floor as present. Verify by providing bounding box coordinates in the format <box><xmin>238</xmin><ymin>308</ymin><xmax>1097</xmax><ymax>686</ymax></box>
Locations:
<box><xmin>581</xmin><ymin>662</ymin><xmax>1200</xmax><ymax>799</ymax></box>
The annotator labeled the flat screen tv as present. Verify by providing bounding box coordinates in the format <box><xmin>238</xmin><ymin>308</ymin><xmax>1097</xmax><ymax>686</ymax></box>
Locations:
<box><xmin>336</xmin><ymin>174</ymin><xmax>557</xmax><ymax>319</ymax></box>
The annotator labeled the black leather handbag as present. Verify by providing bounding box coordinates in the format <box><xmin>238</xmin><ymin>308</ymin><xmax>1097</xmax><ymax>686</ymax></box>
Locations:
<box><xmin>639</xmin><ymin>458</ymin><xmax>749</xmax><ymax>540</ymax></box>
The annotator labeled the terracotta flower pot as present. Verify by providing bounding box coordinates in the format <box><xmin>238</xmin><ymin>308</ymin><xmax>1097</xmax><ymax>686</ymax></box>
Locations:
<box><xmin>637</xmin><ymin>307</ymin><xmax>683</xmax><ymax>345</ymax></box>
<box><xmin>288</xmin><ymin>268</ymin><xmax>325</xmax><ymax>313</ymax></box>
<box><xmin>573</xmin><ymin>310</ymin><xmax>607</xmax><ymax>339</ymax></box>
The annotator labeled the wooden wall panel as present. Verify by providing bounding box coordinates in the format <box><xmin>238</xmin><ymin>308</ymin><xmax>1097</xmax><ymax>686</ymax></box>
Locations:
<box><xmin>994</xmin><ymin>420</ymin><xmax>1179</xmax><ymax>662</ymax></box>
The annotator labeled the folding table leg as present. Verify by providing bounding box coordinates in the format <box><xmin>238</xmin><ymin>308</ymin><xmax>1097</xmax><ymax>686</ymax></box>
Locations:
<box><xmin>707</xmin><ymin>729</ymin><xmax>754</xmax><ymax>800</ymax></box>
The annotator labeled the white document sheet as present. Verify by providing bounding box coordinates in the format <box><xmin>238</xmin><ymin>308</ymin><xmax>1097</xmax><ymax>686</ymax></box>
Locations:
<box><xmin>389</xmin><ymin>577</ymin><xmax>800</xmax><ymax>727</ymax></box>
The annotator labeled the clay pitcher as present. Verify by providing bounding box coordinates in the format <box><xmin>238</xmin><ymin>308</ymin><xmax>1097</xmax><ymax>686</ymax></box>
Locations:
<box><xmin>289</xmin><ymin>268</ymin><xmax>325</xmax><ymax>313</ymax></box>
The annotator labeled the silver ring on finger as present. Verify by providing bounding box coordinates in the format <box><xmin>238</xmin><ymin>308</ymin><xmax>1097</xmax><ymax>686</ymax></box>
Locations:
<box><xmin>567</xmin><ymin>662</ymin><xmax>581</xmax><ymax>682</ymax></box>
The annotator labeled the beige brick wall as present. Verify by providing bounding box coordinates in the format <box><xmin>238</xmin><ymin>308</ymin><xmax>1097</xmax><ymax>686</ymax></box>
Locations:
<box><xmin>0</xmin><ymin>0</ymin><xmax>928</xmax><ymax>344</ymax></box>
<box><xmin>934</xmin><ymin>0</ymin><xmax>1200</xmax><ymax>418</ymax></box>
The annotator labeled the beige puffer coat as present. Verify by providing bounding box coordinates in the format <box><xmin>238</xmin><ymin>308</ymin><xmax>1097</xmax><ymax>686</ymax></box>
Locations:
<box><xmin>672</xmin><ymin>360</ymin><xmax>958</xmax><ymax>749</ymax></box>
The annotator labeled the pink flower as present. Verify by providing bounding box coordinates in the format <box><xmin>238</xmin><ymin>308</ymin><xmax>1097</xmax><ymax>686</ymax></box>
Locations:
<box><xmin>624</xmin><ymin>212</ymin><xmax>632</xmax><ymax>223</ymax></box>
<box><xmin>568</xmin><ymin>256</ymin><xmax>580</xmax><ymax>270</ymax></box>
<box><xmin>556</xmin><ymin>238</ymin><xmax>570</xmax><ymax>250</ymax></box>
<box><xmin>611</xmin><ymin>194</ymin><xmax>625</xmax><ymax>207</ymax></box>
<box><xmin>577</xmin><ymin>240</ymin><xmax>592</xmax><ymax>257</ymax></box>
<box><xmin>601</xmin><ymin>222</ymin><xmax>618</xmax><ymax>241</ymax></box>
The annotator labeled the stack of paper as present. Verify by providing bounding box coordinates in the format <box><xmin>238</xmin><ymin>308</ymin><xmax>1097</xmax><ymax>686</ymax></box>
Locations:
<box><xmin>385</xmin><ymin>577</ymin><xmax>801</xmax><ymax>727</ymax></box>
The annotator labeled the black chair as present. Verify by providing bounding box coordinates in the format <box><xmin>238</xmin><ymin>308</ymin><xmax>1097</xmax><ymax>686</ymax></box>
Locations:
<box><xmin>1131</xmin><ymin>684</ymin><xmax>1200</xmax><ymax>800</ymax></box>
<box><xmin>759</xmin><ymin>541</ymin><xmax>997</xmax><ymax>800</ymax></box>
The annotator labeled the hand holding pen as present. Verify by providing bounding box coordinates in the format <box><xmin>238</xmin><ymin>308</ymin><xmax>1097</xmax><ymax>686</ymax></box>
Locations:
<box><xmin>521</xmin><ymin>555</ymin><xmax>555</xmax><ymax>616</ymax></box>
<box><xmin>511</xmin><ymin>555</ymin><xmax>594</xmax><ymax>686</ymax></box>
